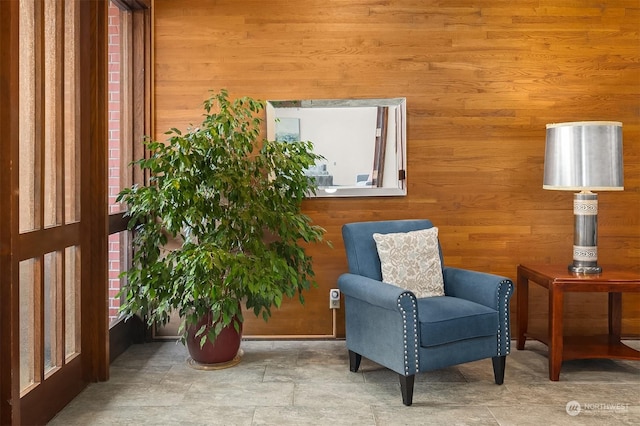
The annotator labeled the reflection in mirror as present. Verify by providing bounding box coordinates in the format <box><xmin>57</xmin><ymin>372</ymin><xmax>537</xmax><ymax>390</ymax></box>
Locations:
<box><xmin>266</xmin><ymin>98</ymin><xmax>407</xmax><ymax>197</ymax></box>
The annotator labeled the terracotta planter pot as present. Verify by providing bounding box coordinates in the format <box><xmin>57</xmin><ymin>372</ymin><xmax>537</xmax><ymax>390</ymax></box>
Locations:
<box><xmin>186</xmin><ymin>312</ymin><xmax>242</xmax><ymax>365</ymax></box>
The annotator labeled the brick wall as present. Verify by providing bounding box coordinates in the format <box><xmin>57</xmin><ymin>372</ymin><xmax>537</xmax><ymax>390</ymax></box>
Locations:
<box><xmin>107</xmin><ymin>3</ymin><xmax>121</xmax><ymax>324</ymax></box>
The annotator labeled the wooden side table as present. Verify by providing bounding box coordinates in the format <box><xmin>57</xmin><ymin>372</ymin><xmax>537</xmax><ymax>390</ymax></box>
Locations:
<box><xmin>516</xmin><ymin>264</ymin><xmax>640</xmax><ymax>381</ymax></box>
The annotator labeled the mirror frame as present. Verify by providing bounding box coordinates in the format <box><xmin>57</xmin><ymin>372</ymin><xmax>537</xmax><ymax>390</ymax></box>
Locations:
<box><xmin>266</xmin><ymin>98</ymin><xmax>407</xmax><ymax>198</ymax></box>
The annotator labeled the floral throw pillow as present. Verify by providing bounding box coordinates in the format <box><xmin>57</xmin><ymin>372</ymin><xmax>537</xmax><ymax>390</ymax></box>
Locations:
<box><xmin>372</xmin><ymin>227</ymin><xmax>445</xmax><ymax>298</ymax></box>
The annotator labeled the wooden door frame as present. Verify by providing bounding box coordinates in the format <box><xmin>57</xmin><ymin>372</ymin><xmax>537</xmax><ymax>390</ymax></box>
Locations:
<box><xmin>0</xmin><ymin>1</ymin><xmax>20</xmax><ymax>423</ymax></box>
<box><xmin>78</xmin><ymin>0</ymin><xmax>109</xmax><ymax>385</ymax></box>
<box><xmin>0</xmin><ymin>1</ymin><xmax>110</xmax><ymax>424</ymax></box>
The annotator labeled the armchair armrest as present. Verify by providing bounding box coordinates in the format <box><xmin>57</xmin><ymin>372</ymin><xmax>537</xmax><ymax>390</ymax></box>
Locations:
<box><xmin>338</xmin><ymin>273</ymin><xmax>420</xmax><ymax>376</ymax></box>
<box><xmin>338</xmin><ymin>273</ymin><xmax>410</xmax><ymax>311</ymax></box>
<box><xmin>443</xmin><ymin>267</ymin><xmax>513</xmax><ymax>310</ymax></box>
<box><xmin>443</xmin><ymin>266</ymin><xmax>514</xmax><ymax>356</ymax></box>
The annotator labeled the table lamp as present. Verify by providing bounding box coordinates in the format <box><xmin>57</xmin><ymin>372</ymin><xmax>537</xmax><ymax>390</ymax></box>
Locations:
<box><xmin>543</xmin><ymin>121</ymin><xmax>624</xmax><ymax>274</ymax></box>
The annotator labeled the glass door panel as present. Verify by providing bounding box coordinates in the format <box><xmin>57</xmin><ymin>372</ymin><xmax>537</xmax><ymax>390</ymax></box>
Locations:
<box><xmin>19</xmin><ymin>258</ymin><xmax>37</xmax><ymax>394</ymax></box>
<box><xmin>64</xmin><ymin>0</ymin><xmax>80</xmax><ymax>225</ymax></box>
<box><xmin>64</xmin><ymin>246</ymin><xmax>81</xmax><ymax>360</ymax></box>
<box><xmin>18</xmin><ymin>0</ymin><xmax>38</xmax><ymax>234</ymax></box>
<box><xmin>43</xmin><ymin>251</ymin><xmax>60</xmax><ymax>376</ymax></box>
<box><xmin>43</xmin><ymin>0</ymin><xmax>63</xmax><ymax>229</ymax></box>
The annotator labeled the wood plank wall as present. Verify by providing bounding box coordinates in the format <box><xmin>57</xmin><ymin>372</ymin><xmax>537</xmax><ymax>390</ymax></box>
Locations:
<box><xmin>153</xmin><ymin>0</ymin><xmax>640</xmax><ymax>338</ymax></box>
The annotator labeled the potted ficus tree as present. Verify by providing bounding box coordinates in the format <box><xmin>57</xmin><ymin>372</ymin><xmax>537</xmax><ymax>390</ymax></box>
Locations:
<box><xmin>117</xmin><ymin>89</ymin><xmax>327</xmax><ymax>365</ymax></box>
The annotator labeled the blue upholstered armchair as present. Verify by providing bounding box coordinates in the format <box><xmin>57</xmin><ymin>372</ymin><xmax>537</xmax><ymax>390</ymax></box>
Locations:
<box><xmin>338</xmin><ymin>219</ymin><xmax>514</xmax><ymax>406</ymax></box>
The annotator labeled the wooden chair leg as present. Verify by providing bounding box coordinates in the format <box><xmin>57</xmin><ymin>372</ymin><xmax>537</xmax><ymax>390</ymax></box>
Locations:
<box><xmin>492</xmin><ymin>355</ymin><xmax>506</xmax><ymax>385</ymax></box>
<box><xmin>399</xmin><ymin>374</ymin><xmax>415</xmax><ymax>406</ymax></box>
<box><xmin>348</xmin><ymin>350</ymin><xmax>362</xmax><ymax>373</ymax></box>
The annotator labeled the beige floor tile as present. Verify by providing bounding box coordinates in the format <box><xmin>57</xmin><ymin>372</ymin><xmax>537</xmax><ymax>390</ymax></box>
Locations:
<box><xmin>48</xmin><ymin>339</ymin><xmax>640</xmax><ymax>425</ymax></box>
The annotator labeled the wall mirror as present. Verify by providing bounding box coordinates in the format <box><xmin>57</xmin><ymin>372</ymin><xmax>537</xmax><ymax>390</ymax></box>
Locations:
<box><xmin>266</xmin><ymin>97</ymin><xmax>407</xmax><ymax>197</ymax></box>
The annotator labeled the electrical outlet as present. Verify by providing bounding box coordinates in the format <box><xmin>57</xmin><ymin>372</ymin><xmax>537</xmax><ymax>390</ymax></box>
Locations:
<box><xmin>329</xmin><ymin>289</ymin><xmax>340</xmax><ymax>309</ymax></box>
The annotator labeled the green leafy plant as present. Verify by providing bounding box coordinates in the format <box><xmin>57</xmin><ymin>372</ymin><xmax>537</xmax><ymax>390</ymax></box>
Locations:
<box><xmin>117</xmin><ymin>89</ymin><xmax>327</xmax><ymax>346</ymax></box>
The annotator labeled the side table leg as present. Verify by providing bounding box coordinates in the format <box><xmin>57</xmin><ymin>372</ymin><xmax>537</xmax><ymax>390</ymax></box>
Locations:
<box><xmin>548</xmin><ymin>285</ymin><xmax>563</xmax><ymax>381</ymax></box>
<box><xmin>609</xmin><ymin>292</ymin><xmax>622</xmax><ymax>339</ymax></box>
<box><xmin>516</xmin><ymin>268</ymin><xmax>528</xmax><ymax>350</ymax></box>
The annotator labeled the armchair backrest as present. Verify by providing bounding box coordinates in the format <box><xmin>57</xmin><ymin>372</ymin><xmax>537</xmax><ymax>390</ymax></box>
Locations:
<box><xmin>342</xmin><ymin>219</ymin><xmax>441</xmax><ymax>281</ymax></box>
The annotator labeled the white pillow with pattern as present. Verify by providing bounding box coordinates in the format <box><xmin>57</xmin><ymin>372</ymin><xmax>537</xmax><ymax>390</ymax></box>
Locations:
<box><xmin>373</xmin><ymin>227</ymin><xmax>445</xmax><ymax>298</ymax></box>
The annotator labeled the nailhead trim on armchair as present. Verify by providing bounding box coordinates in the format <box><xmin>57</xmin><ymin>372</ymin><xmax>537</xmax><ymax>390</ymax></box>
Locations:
<box><xmin>496</xmin><ymin>279</ymin><xmax>514</xmax><ymax>356</ymax></box>
<box><xmin>398</xmin><ymin>292</ymin><xmax>419</xmax><ymax>376</ymax></box>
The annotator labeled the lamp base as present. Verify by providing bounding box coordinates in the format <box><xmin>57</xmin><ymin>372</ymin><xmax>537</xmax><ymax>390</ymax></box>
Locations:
<box><xmin>570</xmin><ymin>192</ymin><xmax>601</xmax><ymax>276</ymax></box>
<box><xmin>568</xmin><ymin>263</ymin><xmax>602</xmax><ymax>275</ymax></box>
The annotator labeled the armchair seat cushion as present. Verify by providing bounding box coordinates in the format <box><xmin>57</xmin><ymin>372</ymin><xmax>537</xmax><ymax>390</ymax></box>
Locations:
<box><xmin>418</xmin><ymin>296</ymin><xmax>498</xmax><ymax>347</ymax></box>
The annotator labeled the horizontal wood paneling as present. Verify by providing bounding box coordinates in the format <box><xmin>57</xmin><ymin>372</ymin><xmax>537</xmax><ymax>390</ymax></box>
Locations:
<box><xmin>153</xmin><ymin>0</ymin><xmax>640</xmax><ymax>338</ymax></box>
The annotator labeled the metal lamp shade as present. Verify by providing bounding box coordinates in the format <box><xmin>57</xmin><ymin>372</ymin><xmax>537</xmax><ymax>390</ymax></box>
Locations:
<box><xmin>543</xmin><ymin>121</ymin><xmax>624</xmax><ymax>191</ymax></box>
<box><xmin>542</xmin><ymin>121</ymin><xmax>624</xmax><ymax>274</ymax></box>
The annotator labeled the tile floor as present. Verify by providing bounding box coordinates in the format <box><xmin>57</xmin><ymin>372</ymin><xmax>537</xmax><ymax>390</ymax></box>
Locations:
<box><xmin>49</xmin><ymin>339</ymin><xmax>640</xmax><ymax>425</ymax></box>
